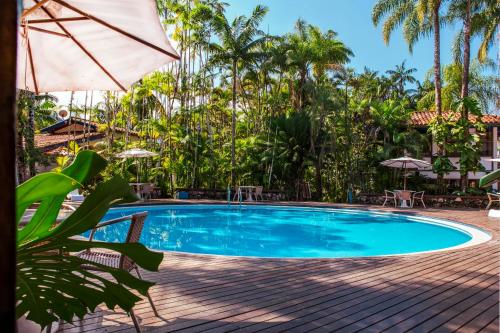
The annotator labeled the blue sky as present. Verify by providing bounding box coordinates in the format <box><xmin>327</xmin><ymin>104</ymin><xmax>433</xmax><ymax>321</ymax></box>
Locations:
<box><xmin>224</xmin><ymin>0</ymin><xmax>492</xmax><ymax>81</ymax></box>
<box><xmin>55</xmin><ymin>0</ymin><xmax>494</xmax><ymax>107</ymax></box>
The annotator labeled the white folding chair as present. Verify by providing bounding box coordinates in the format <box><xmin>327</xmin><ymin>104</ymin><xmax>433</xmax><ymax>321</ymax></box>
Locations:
<box><xmin>411</xmin><ymin>191</ymin><xmax>426</xmax><ymax>208</ymax></box>
<box><xmin>382</xmin><ymin>190</ymin><xmax>397</xmax><ymax>207</ymax></box>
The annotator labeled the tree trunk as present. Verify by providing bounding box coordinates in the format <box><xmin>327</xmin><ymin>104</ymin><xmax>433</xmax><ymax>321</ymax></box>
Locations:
<box><xmin>460</xmin><ymin>0</ymin><xmax>471</xmax><ymax>191</ymax></box>
<box><xmin>433</xmin><ymin>2</ymin><xmax>442</xmax><ymax>117</ymax></box>
<box><xmin>231</xmin><ymin>60</ymin><xmax>237</xmax><ymax>185</ymax></box>
<box><xmin>314</xmin><ymin>153</ymin><xmax>323</xmax><ymax>201</ymax></box>
<box><xmin>432</xmin><ymin>1</ymin><xmax>445</xmax><ymax>188</ymax></box>
<box><xmin>0</xmin><ymin>0</ymin><xmax>17</xmax><ymax>330</ymax></box>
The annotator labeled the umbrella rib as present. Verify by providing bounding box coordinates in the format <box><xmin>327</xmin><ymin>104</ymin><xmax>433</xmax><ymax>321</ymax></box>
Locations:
<box><xmin>22</xmin><ymin>25</ymin><xmax>70</xmax><ymax>38</ymax></box>
<box><xmin>27</xmin><ymin>17</ymin><xmax>90</xmax><ymax>24</ymax></box>
<box><xmin>26</xmin><ymin>38</ymin><xmax>39</xmax><ymax>95</ymax></box>
<box><xmin>52</xmin><ymin>0</ymin><xmax>180</xmax><ymax>60</ymax></box>
<box><xmin>33</xmin><ymin>0</ymin><xmax>127</xmax><ymax>91</ymax></box>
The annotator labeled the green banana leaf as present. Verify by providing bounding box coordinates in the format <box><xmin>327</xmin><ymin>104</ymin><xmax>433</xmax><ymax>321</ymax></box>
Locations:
<box><xmin>16</xmin><ymin>151</ymin><xmax>164</xmax><ymax>329</ymax></box>
<box><xmin>479</xmin><ymin>169</ymin><xmax>500</xmax><ymax>188</ymax></box>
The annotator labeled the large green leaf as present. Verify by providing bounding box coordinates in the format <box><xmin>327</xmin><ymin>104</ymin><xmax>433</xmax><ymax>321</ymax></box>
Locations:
<box><xmin>23</xmin><ymin>239</ymin><xmax>163</xmax><ymax>273</ymax></box>
<box><xmin>47</xmin><ymin>176</ymin><xmax>138</xmax><ymax>241</ymax></box>
<box><xmin>16</xmin><ymin>151</ymin><xmax>162</xmax><ymax>329</ymax></box>
<box><xmin>16</xmin><ymin>173</ymin><xmax>80</xmax><ymax>245</ymax></box>
<box><xmin>61</xmin><ymin>150</ymin><xmax>107</xmax><ymax>183</ymax></box>
<box><xmin>16</xmin><ymin>254</ymin><xmax>148</xmax><ymax>327</ymax></box>
<box><xmin>17</xmin><ymin>151</ymin><xmax>108</xmax><ymax>245</ymax></box>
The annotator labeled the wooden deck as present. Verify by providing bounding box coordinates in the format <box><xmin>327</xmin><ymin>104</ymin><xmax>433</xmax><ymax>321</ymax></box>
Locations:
<box><xmin>58</xmin><ymin>203</ymin><xmax>500</xmax><ymax>333</ymax></box>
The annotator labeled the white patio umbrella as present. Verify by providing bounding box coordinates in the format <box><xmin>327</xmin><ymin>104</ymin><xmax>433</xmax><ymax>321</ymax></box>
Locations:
<box><xmin>18</xmin><ymin>0</ymin><xmax>179</xmax><ymax>93</ymax></box>
<box><xmin>380</xmin><ymin>156</ymin><xmax>431</xmax><ymax>190</ymax></box>
<box><xmin>116</xmin><ymin>148</ymin><xmax>158</xmax><ymax>183</ymax></box>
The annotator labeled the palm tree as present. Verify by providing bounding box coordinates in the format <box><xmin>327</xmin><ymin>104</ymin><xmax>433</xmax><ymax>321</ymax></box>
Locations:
<box><xmin>210</xmin><ymin>5</ymin><xmax>268</xmax><ymax>184</ymax></box>
<box><xmin>372</xmin><ymin>0</ymin><xmax>444</xmax><ymax>116</ymax></box>
<box><xmin>284</xmin><ymin>20</ymin><xmax>352</xmax><ymax>109</ymax></box>
<box><xmin>386</xmin><ymin>61</ymin><xmax>417</xmax><ymax>97</ymax></box>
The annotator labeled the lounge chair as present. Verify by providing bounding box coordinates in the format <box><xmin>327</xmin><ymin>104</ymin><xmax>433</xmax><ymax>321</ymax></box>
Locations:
<box><xmin>67</xmin><ymin>189</ymin><xmax>84</xmax><ymax>202</ymax></box>
<box><xmin>411</xmin><ymin>191</ymin><xmax>426</xmax><ymax>208</ymax></box>
<box><xmin>77</xmin><ymin>212</ymin><xmax>158</xmax><ymax>333</ymax></box>
<box><xmin>382</xmin><ymin>190</ymin><xmax>397</xmax><ymax>207</ymax></box>
<box><xmin>486</xmin><ymin>193</ymin><xmax>500</xmax><ymax>210</ymax></box>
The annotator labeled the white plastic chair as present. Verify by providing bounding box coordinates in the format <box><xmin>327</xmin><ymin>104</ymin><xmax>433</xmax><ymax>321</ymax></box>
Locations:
<box><xmin>486</xmin><ymin>193</ymin><xmax>500</xmax><ymax>210</ymax></box>
<box><xmin>411</xmin><ymin>191</ymin><xmax>426</xmax><ymax>208</ymax></box>
<box><xmin>254</xmin><ymin>186</ymin><xmax>263</xmax><ymax>201</ymax></box>
<box><xmin>232</xmin><ymin>186</ymin><xmax>242</xmax><ymax>202</ymax></box>
<box><xmin>382</xmin><ymin>190</ymin><xmax>397</xmax><ymax>207</ymax></box>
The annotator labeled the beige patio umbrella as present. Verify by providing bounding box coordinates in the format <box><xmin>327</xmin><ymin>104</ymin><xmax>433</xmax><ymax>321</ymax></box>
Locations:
<box><xmin>381</xmin><ymin>156</ymin><xmax>431</xmax><ymax>190</ymax></box>
<box><xmin>17</xmin><ymin>0</ymin><xmax>179</xmax><ymax>93</ymax></box>
<box><xmin>116</xmin><ymin>148</ymin><xmax>158</xmax><ymax>183</ymax></box>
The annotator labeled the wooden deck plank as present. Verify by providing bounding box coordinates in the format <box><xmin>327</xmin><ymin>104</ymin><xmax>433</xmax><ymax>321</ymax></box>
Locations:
<box><xmin>425</xmin><ymin>292</ymin><xmax>500</xmax><ymax>333</ymax></box>
<box><xmin>191</xmin><ymin>249</ymin><xmax>499</xmax><ymax>333</ymax></box>
<box><xmin>98</xmin><ymin>247</ymin><xmax>493</xmax><ymax>333</ymax></box>
<box><xmin>480</xmin><ymin>316</ymin><xmax>499</xmax><ymax>333</ymax></box>
<box><xmin>457</xmin><ymin>303</ymin><xmax>500</xmax><ymax>333</ymax></box>
<box><xmin>56</xmin><ymin>204</ymin><xmax>500</xmax><ymax>333</ymax></box>
<box><xmin>225</xmin><ymin>258</ymin><xmax>499</xmax><ymax>333</ymax></box>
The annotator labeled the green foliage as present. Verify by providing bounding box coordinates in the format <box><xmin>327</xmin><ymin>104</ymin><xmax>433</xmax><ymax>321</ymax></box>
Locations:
<box><xmin>451</xmin><ymin>97</ymin><xmax>486</xmax><ymax>176</ymax></box>
<box><xmin>20</xmin><ymin>0</ymin><xmax>495</xmax><ymax>200</ymax></box>
<box><xmin>17</xmin><ymin>151</ymin><xmax>163</xmax><ymax>328</ymax></box>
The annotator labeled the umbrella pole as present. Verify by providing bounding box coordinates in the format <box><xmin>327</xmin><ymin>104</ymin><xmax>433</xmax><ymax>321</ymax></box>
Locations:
<box><xmin>137</xmin><ymin>158</ymin><xmax>139</xmax><ymax>183</ymax></box>
<box><xmin>404</xmin><ymin>163</ymin><xmax>407</xmax><ymax>190</ymax></box>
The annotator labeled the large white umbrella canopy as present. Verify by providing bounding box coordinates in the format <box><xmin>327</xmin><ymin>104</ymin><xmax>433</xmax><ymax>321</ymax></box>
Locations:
<box><xmin>18</xmin><ymin>0</ymin><xmax>179</xmax><ymax>93</ymax></box>
<box><xmin>381</xmin><ymin>156</ymin><xmax>431</xmax><ymax>190</ymax></box>
<box><xmin>116</xmin><ymin>149</ymin><xmax>158</xmax><ymax>183</ymax></box>
<box><xmin>116</xmin><ymin>148</ymin><xmax>158</xmax><ymax>158</ymax></box>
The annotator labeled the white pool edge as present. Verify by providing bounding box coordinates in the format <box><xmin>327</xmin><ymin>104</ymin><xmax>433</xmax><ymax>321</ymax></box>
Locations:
<box><xmin>110</xmin><ymin>203</ymin><xmax>493</xmax><ymax>259</ymax></box>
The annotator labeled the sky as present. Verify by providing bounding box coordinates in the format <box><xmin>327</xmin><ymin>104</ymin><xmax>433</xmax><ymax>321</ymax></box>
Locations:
<box><xmin>54</xmin><ymin>0</ymin><xmax>495</xmax><ymax>107</ymax></box>
<box><xmin>224</xmin><ymin>0</ymin><xmax>490</xmax><ymax>81</ymax></box>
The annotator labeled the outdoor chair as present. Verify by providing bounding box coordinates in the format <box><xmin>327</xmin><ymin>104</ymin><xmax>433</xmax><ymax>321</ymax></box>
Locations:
<box><xmin>254</xmin><ymin>186</ymin><xmax>264</xmax><ymax>201</ymax></box>
<box><xmin>67</xmin><ymin>189</ymin><xmax>84</xmax><ymax>202</ymax></box>
<box><xmin>382</xmin><ymin>190</ymin><xmax>397</xmax><ymax>207</ymax></box>
<box><xmin>232</xmin><ymin>186</ymin><xmax>242</xmax><ymax>202</ymax></box>
<box><xmin>411</xmin><ymin>191</ymin><xmax>426</xmax><ymax>208</ymax></box>
<box><xmin>486</xmin><ymin>193</ymin><xmax>500</xmax><ymax>210</ymax></box>
<box><xmin>140</xmin><ymin>183</ymin><xmax>155</xmax><ymax>200</ymax></box>
<box><xmin>77</xmin><ymin>212</ymin><xmax>158</xmax><ymax>333</ymax></box>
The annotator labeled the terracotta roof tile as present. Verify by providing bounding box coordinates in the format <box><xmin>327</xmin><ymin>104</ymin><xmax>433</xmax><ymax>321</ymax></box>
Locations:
<box><xmin>410</xmin><ymin>111</ymin><xmax>500</xmax><ymax>127</ymax></box>
<box><xmin>35</xmin><ymin>132</ymin><xmax>103</xmax><ymax>153</ymax></box>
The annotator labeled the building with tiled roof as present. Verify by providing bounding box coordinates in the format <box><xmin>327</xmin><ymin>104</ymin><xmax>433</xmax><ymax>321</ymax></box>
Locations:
<box><xmin>408</xmin><ymin>111</ymin><xmax>500</xmax><ymax>188</ymax></box>
<box><xmin>35</xmin><ymin>117</ymin><xmax>139</xmax><ymax>155</ymax></box>
<box><xmin>410</xmin><ymin>111</ymin><xmax>500</xmax><ymax>128</ymax></box>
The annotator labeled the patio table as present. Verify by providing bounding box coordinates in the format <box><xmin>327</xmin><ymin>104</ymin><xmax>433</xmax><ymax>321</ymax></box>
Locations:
<box><xmin>394</xmin><ymin>190</ymin><xmax>415</xmax><ymax>208</ymax></box>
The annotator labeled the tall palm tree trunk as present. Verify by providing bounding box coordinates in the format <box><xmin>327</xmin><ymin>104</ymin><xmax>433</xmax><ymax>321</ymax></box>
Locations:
<box><xmin>433</xmin><ymin>2</ymin><xmax>442</xmax><ymax>117</ymax></box>
<box><xmin>432</xmin><ymin>1</ymin><xmax>445</xmax><ymax>189</ymax></box>
<box><xmin>460</xmin><ymin>0</ymin><xmax>471</xmax><ymax>191</ymax></box>
<box><xmin>231</xmin><ymin>60</ymin><xmax>237</xmax><ymax>185</ymax></box>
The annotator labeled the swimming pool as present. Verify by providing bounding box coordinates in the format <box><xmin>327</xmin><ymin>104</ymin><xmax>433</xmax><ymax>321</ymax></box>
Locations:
<box><xmin>88</xmin><ymin>205</ymin><xmax>491</xmax><ymax>258</ymax></box>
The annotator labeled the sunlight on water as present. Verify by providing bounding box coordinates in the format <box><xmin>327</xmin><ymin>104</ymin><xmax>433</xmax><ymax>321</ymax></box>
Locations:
<box><xmin>86</xmin><ymin>205</ymin><xmax>473</xmax><ymax>258</ymax></box>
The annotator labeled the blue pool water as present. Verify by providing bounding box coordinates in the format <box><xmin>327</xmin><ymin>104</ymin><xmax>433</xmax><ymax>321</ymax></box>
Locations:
<box><xmin>88</xmin><ymin>205</ymin><xmax>475</xmax><ymax>258</ymax></box>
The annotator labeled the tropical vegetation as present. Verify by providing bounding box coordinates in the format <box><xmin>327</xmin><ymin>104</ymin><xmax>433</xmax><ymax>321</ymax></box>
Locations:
<box><xmin>16</xmin><ymin>0</ymin><xmax>498</xmax><ymax>199</ymax></box>
<box><xmin>17</xmin><ymin>151</ymin><xmax>163</xmax><ymax>328</ymax></box>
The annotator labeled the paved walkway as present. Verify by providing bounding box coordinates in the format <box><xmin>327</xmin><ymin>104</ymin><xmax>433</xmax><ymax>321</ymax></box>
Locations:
<box><xmin>58</xmin><ymin>202</ymin><xmax>500</xmax><ymax>333</ymax></box>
